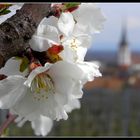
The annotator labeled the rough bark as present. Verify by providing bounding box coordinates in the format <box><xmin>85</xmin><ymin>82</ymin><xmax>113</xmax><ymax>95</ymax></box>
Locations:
<box><xmin>0</xmin><ymin>4</ymin><xmax>51</xmax><ymax>69</ymax></box>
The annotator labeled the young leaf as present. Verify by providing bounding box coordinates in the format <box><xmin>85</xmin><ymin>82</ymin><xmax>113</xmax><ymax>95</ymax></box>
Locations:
<box><xmin>64</xmin><ymin>3</ymin><xmax>81</xmax><ymax>9</ymax></box>
<box><xmin>0</xmin><ymin>4</ymin><xmax>12</xmax><ymax>16</ymax></box>
<box><xmin>19</xmin><ymin>56</ymin><xmax>30</xmax><ymax>73</ymax></box>
<box><xmin>61</xmin><ymin>3</ymin><xmax>81</xmax><ymax>12</ymax></box>
<box><xmin>13</xmin><ymin>56</ymin><xmax>23</xmax><ymax>60</ymax></box>
<box><xmin>0</xmin><ymin>9</ymin><xmax>11</xmax><ymax>15</ymax></box>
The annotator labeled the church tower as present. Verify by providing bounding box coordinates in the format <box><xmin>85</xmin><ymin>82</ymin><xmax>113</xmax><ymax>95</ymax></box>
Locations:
<box><xmin>117</xmin><ymin>19</ymin><xmax>131</xmax><ymax>68</ymax></box>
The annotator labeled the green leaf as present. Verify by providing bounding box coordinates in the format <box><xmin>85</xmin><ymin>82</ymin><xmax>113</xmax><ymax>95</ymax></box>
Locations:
<box><xmin>0</xmin><ymin>9</ymin><xmax>11</xmax><ymax>16</ymax></box>
<box><xmin>64</xmin><ymin>3</ymin><xmax>81</xmax><ymax>9</ymax></box>
<box><xmin>19</xmin><ymin>56</ymin><xmax>30</xmax><ymax>73</ymax></box>
<box><xmin>2</xmin><ymin>9</ymin><xmax>11</xmax><ymax>14</ymax></box>
<box><xmin>61</xmin><ymin>3</ymin><xmax>81</xmax><ymax>12</ymax></box>
<box><xmin>13</xmin><ymin>56</ymin><xmax>23</xmax><ymax>60</ymax></box>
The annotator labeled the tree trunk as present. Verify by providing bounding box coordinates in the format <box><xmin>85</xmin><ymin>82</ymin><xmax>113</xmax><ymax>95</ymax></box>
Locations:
<box><xmin>0</xmin><ymin>4</ymin><xmax>51</xmax><ymax>69</ymax></box>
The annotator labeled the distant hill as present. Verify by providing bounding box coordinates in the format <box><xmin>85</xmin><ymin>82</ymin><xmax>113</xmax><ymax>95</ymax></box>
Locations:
<box><xmin>85</xmin><ymin>50</ymin><xmax>117</xmax><ymax>63</ymax></box>
<box><xmin>85</xmin><ymin>50</ymin><xmax>140</xmax><ymax>64</ymax></box>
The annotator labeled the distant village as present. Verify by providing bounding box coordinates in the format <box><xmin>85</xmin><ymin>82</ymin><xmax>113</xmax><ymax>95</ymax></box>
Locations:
<box><xmin>85</xmin><ymin>21</ymin><xmax>140</xmax><ymax>91</ymax></box>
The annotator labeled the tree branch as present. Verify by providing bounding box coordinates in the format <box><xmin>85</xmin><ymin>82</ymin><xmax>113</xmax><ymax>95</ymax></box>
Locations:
<box><xmin>0</xmin><ymin>4</ymin><xmax>51</xmax><ymax>69</ymax></box>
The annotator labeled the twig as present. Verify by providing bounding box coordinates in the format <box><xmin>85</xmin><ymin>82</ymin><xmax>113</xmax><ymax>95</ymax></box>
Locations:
<box><xmin>0</xmin><ymin>113</ymin><xmax>16</xmax><ymax>136</ymax></box>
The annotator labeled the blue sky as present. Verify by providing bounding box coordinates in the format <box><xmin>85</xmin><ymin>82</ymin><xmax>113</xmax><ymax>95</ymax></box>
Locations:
<box><xmin>90</xmin><ymin>3</ymin><xmax>140</xmax><ymax>52</ymax></box>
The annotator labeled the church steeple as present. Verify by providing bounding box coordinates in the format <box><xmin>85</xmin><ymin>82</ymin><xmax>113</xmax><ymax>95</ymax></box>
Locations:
<box><xmin>120</xmin><ymin>18</ymin><xmax>128</xmax><ymax>46</ymax></box>
<box><xmin>117</xmin><ymin>18</ymin><xmax>131</xmax><ymax>68</ymax></box>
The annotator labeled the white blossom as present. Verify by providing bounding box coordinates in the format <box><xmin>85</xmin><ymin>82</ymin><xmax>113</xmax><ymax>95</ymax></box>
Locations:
<box><xmin>72</xmin><ymin>3</ymin><xmax>106</xmax><ymax>35</ymax></box>
<box><xmin>29</xmin><ymin>15</ymin><xmax>91</xmax><ymax>62</ymax></box>
<box><xmin>30</xmin><ymin>3</ymin><xmax>105</xmax><ymax>62</ymax></box>
<box><xmin>0</xmin><ymin>60</ymin><xmax>101</xmax><ymax>122</ymax></box>
<box><xmin>29</xmin><ymin>16</ymin><xmax>60</xmax><ymax>52</ymax></box>
<box><xmin>0</xmin><ymin>3</ymin><xmax>105</xmax><ymax>136</ymax></box>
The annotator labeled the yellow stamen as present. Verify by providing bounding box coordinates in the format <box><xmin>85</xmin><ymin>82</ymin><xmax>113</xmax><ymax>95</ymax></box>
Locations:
<box><xmin>31</xmin><ymin>73</ymin><xmax>55</xmax><ymax>101</ymax></box>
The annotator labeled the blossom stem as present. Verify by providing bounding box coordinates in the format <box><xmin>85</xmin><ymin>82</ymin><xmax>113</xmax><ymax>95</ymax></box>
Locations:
<box><xmin>0</xmin><ymin>113</ymin><xmax>16</xmax><ymax>136</ymax></box>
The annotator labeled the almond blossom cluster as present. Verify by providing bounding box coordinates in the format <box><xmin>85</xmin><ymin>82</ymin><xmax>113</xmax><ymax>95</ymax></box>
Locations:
<box><xmin>0</xmin><ymin>3</ymin><xmax>105</xmax><ymax>136</ymax></box>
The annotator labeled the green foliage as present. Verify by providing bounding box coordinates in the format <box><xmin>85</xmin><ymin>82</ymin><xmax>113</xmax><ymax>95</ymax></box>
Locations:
<box><xmin>0</xmin><ymin>4</ymin><xmax>12</xmax><ymax>16</ymax></box>
<box><xmin>0</xmin><ymin>9</ymin><xmax>11</xmax><ymax>15</ymax></box>
<box><xmin>64</xmin><ymin>3</ymin><xmax>81</xmax><ymax>9</ymax></box>
<box><xmin>61</xmin><ymin>3</ymin><xmax>81</xmax><ymax>12</ymax></box>
<box><xmin>19</xmin><ymin>56</ymin><xmax>30</xmax><ymax>73</ymax></box>
<box><xmin>14</xmin><ymin>56</ymin><xmax>30</xmax><ymax>73</ymax></box>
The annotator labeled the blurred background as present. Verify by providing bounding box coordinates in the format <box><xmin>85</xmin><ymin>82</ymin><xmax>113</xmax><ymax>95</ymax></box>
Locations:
<box><xmin>1</xmin><ymin>3</ymin><xmax>140</xmax><ymax>137</ymax></box>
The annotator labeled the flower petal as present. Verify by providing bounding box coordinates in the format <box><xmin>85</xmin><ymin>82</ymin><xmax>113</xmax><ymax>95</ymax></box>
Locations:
<box><xmin>0</xmin><ymin>75</ymin><xmax>26</xmax><ymax>109</ymax></box>
<box><xmin>48</xmin><ymin>61</ymin><xmax>84</xmax><ymax>80</ymax></box>
<box><xmin>31</xmin><ymin>115</ymin><xmax>53</xmax><ymax>136</ymax></box>
<box><xmin>77</xmin><ymin>35</ymin><xmax>92</xmax><ymax>48</ymax></box>
<box><xmin>36</xmin><ymin>24</ymin><xmax>60</xmax><ymax>44</ymax></box>
<box><xmin>48</xmin><ymin>61</ymin><xmax>85</xmax><ymax>101</ymax></box>
<box><xmin>30</xmin><ymin>17</ymin><xmax>60</xmax><ymax>52</ymax></box>
<box><xmin>29</xmin><ymin>35</ymin><xmax>52</xmax><ymax>52</ymax></box>
<box><xmin>73</xmin><ymin>3</ymin><xmax>106</xmax><ymax>34</ymax></box>
<box><xmin>76</xmin><ymin>47</ymin><xmax>87</xmax><ymax>61</ymax></box>
<box><xmin>58</xmin><ymin>12</ymin><xmax>75</xmax><ymax>37</ymax></box>
<box><xmin>77</xmin><ymin>61</ymin><xmax>102</xmax><ymax>83</ymax></box>
<box><xmin>40</xmin><ymin>16</ymin><xmax>58</xmax><ymax>30</ymax></box>
<box><xmin>10</xmin><ymin>91</ymin><xmax>68</xmax><ymax>121</ymax></box>
<box><xmin>0</xmin><ymin>58</ymin><xmax>27</xmax><ymax>76</ymax></box>
<box><xmin>64</xmin><ymin>99</ymin><xmax>81</xmax><ymax>113</ymax></box>
<box><xmin>24</xmin><ymin>64</ymin><xmax>52</xmax><ymax>88</ymax></box>
<box><xmin>59</xmin><ymin>45</ymin><xmax>78</xmax><ymax>63</ymax></box>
